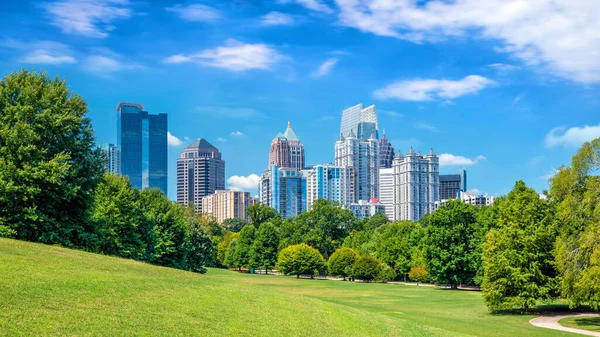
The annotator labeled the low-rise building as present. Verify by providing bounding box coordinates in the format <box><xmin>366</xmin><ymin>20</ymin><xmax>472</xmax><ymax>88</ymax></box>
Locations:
<box><xmin>201</xmin><ymin>190</ymin><xmax>256</xmax><ymax>223</ymax></box>
<box><xmin>349</xmin><ymin>198</ymin><xmax>386</xmax><ymax>220</ymax></box>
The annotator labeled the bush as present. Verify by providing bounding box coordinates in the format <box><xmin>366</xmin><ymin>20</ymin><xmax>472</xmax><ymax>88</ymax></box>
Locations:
<box><xmin>376</xmin><ymin>263</ymin><xmax>397</xmax><ymax>283</ymax></box>
<box><xmin>352</xmin><ymin>255</ymin><xmax>381</xmax><ymax>282</ymax></box>
<box><xmin>0</xmin><ymin>225</ymin><xmax>16</xmax><ymax>238</ymax></box>
<box><xmin>409</xmin><ymin>266</ymin><xmax>429</xmax><ymax>284</ymax></box>
<box><xmin>277</xmin><ymin>243</ymin><xmax>326</xmax><ymax>279</ymax></box>
<box><xmin>328</xmin><ymin>247</ymin><xmax>360</xmax><ymax>280</ymax></box>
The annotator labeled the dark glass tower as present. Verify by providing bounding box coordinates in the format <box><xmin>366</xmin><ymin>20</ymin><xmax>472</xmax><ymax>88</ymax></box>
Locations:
<box><xmin>116</xmin><ymin>102</ymin><xmax>168</xmax><ymax>194</ymax></box>
<box><xmin>379</xmin><ymin>131</ymin><xmax>394</xmax><ymax>168</ymax></box>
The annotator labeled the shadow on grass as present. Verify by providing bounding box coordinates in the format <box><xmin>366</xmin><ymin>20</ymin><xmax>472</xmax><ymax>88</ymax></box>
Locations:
<box><xmin>490</xmin><ymin>304</ymin><xmax>599</xmax><ymax>316</ymax></box>
<box><xmin>566</xmin><ymin>317</ymin><xmax>600</xmax><ymax>330</ymax></box>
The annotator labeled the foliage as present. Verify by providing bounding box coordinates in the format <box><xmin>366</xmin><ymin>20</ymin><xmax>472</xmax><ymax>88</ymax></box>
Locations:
<box><xmin>224</xmin><ymin>239</ymin><xmax>238</xmax><ymax>268</ymax></box>
<box><xmin>277</xmin><ymin>243</ymin><xmax>326</xmax><ymax>278</ymax></box>
<box><xmin>409</xmin><ymin>266</ymin><xmax>429</xmax><ymax>283</ymax></box>
<box><xmin>551</xmin><ymin>138</ymin><xmax>600</xmax><ymax>310</ymax></box>
<box><xmin>222</xmin><ymin>218</ymin><xmax>247</xmax><ymax>233</ymax></box>
<box><xmin>342</xmin><ymin>230</ymin><xmax>376</xmax><ymax>255</ymax></box>
<box><xmin>424</xmin><ymin>200</ymin><xmax>484</xmax><ymax>288</ymax></box>
<box><xmin>376</xmin><ymin>263</ymin><xmax>397</xmax><ymax>283</ymax></box>
<box><xmin>232</xmin><ymin>225</ymin><xmax>256</xmax><ymax>269</ymax></box>
<box><xmin>352</xmin><ymin>255</ymin><xmax>381</xmax><ymax>282</ymax></box>
<box><xmin>217</xmin><ymin>232</ymin><xmax>239</xmax><ymax>266</ymax></box>
<box><xmin>482</xmin><ymin>181</ymin><xmax>557</xmax><ymax>311</ymax></box>
<box><xmin>0</xmin><ymin>70</ymin><xmax>104</xmax><ymax>247</ymax></box>
<box><xmin>375</xmin><ymin>221</ymin><xmax>423</xmax><ymax>281</ymax></box>
<box><xmin>0</xmin><ymin>225</ymin><xmax>17</xmax><ymax>238</ymax></box>
<box><xmin>246</xmin><ymin>203</ymin><xmax>280</xmax><ymax>226</ymax></box>
<box><xmin>249</xmin><ymin>222</ymin><xmax>280</xmax><ymax>273</ymax></box>
<box><xmin>184</xmin><ymin>211</ymin><xmax>213</xmax><ymax>274</ymax></box>
<box><xmin>363</xmin><ymin>212</ymin><xmax>390</xmax><ymax>230</ymax></box>
<box><xmin>328</xmin><ymin>247</ymin><xmax>360</xmax><ymax>280</ymax></box>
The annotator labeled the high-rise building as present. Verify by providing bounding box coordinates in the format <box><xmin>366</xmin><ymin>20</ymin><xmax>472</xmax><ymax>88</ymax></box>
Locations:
<box><xmin>269</xmin><ymin>121</ymin><xmax>304</xmax><ymax>170</ymax></box>
<box><xmin>176</xmin><ymin>138</ymin><xmax>225</xmax><ymax>212</ymax></box>
<box><xmin>99</xmin><ymin>143</ymin><xmax>120</xmax><ymax>175</ymax></box>
<box><xmin>439</xmin><ymin>170</ymin><xmax>467</xmax><ymax>200</ymax></box>
<box><xmin>379</xmin><ymin>168</ymin><xmax>395</xmax><ymax>220</ymax></box>
<box><xmin>379</xmin><ymin>131</ymin><xmax>394</xmax><ymax>168</ymax></box>
<box><xmin>201</xmin><ymin>190</ymin><xmax>256</xmax><ymax>223</ymax></box>
<box><xmin>259</xmin><ymin>165</ymin><xmax>305</xmax><ymax>219</ymax></box>
<box><xmin>303</xmin><ymin>164</ymin><xmax>351</xmax><ymax>209</ymax></box>
<box><xmin>393</xmin><ymin>147</ymin><xmax>439</xmax><ymax>221</ymax></box>
<box><xmin>340</xmin><ymin>104</ymin><xmax>378</xmax><ymax>139</ymax></box>
<box><xmin>335</xmin><ymin>130</ymin><xmax>379</xmax><ymax>203</ymax></box>
<box><xmin>116</xmin><ymin>102</ymin><xmax>168</xmax><ymax>193</ymax></box>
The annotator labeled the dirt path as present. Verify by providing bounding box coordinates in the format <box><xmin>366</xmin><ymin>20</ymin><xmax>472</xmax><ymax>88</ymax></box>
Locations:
<box><xmin>530</xmin><ymin>314</ymin><xmax>600</xmax><ymax>336</ymax></box>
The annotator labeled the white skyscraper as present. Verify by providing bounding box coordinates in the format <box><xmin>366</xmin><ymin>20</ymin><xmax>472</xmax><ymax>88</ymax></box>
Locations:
<box><xmin>379</xmin><ymin>167</ymin><xmax>395</xmax><ymax>220</ymax></box>
<box><xmin>340</xmin><ymin>103</ymin><xmax>378</xmax><ymax>139</ymax></box>
<box><xmin>303</xmin><ymin>164</ymin><xmax>351</xmax><ymax>209</ymax></box>
<box><xmin>393</xmin><ymin>147</ymin><xmax>439</xmax><ymax>221</ymax></box>
<box><xmin>335</xmin><ymin>130</ymin><xmax>379</xmax><ymax>203</ymax></box>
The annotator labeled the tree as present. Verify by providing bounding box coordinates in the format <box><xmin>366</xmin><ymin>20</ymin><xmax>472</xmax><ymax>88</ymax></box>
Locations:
<box><xmin>224</xmin><ymin>239</ymin><xmax>238</xmax><ymax>268</ymax></box>
<box><xmin>222</xmin><ymin>218</ymin><xmax>247</xmax><ymax>233</ymax></box>
<box><xmin>250</xmin><ymin>222</ymin><xmax>280</xmax><ymax>273</ymax></box>
<box><xmin>551</xmin><ymin>138</ymin><xmax>600</xmax><ymax>310</ymax></box>
<box><xmin>409</xmin><ymin>267</ymin><xmax>429</xmax><ymax>284</ymax></box>
<box><xmin>482</xmin><ymin>181</ymin><xmax>557</xmax><ymax>311</ymax></box>
<box><xmin>232</xmin><ymin>225</ymin><xmax>256</xmax><ymax>269</ymax></box>
<box><xmin>328</xmin><ymin>248</ymin><xmax>360</xmax><ymax>280</ymax></box>
<box><xmin>352</xmin><ymin>255</ymin><xmax>381</xmax><ymax>282</ymax></box>
<box><xmin>246</xmin><ymin>203</ymin><xmax>280</xmax><ymax>226</ymax></box>
<box><xmin>277</xmin><ymin>243</ymin><xmax>326</xmax><ymax>279</ymax></box>
<box><xmin>424</xmin><ymin>200</ymin><xmax>484</xmax><ymax>288</ymax></box>
<box><xmin>0</xmin><ymin>70</ymin><xmax>104</xmax><ymax>247</ymax></box>
<box><xmin>217</xmin><ymin>232</ymin><xmax>239</xmax><ymax>266</ymax></box>
<box><xmin>376</xmin><ymin>264</ymin><xmax>397</xmax><ymax>283</ymax></box>
<box><xmin>375</xmin><ymin>221</ymin><xmax>422</xmax><ymax>281</ymax></box>
<box><xmin>184</xmin><ymin>211</ymin><xmax>213</xmax><ymax>274</ymax></box>
<box><xmin>364</xmin><ymin>212</ymin><xmax>390</xmax><ymax>230</ymax></box>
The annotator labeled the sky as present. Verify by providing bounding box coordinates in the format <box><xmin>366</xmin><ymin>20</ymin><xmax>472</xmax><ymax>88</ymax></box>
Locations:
<box><xmin>1</xmin><ymin>0</ymin><xmax>599</xmax><ymax>200</ymax></box>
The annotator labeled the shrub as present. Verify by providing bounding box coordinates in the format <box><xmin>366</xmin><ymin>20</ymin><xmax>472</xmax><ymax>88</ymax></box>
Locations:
<box><xmin>277</xmin><ymin>243</ymin><xmax>326</xmax><ymax>279</ymax></box>
<box><xmin>353</xmin><ymin>255</ymin><xmax>381</xmax><ymax>282</ymax></box>
<box><xmin>328</xmin><ymin>247</ymin><xmax>360</xmax><ymax>280</ymax></box>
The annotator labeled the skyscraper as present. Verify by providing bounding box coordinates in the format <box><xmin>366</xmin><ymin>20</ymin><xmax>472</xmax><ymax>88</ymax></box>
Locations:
<box><xmin>393</xmin><ymin>148</ymin><xmax>439</xmax><ymax>221</ymax></box>
<box><xmin>340</xmin><ymin>103</ymin><xmax>378</xmax><ymax>139</ymax></box>
<box><xmin>259</xmin><ymin>165</ymin><xmax>305</xmax><ymax>219</ymax></box>
<box><xmin>303</xmin><ymin>164</ymin><xmax>351</xmax><ymax>209</ymax></box>
<box><xmin>335</xmin><ymin>130</ymin><xmax>379</xmax><ymax>203</ymax></box>
<box><xmin>379</xmin><ymin>131</ymin><xmax>395</xmax><ymax>168</ymax></box>
<box><xmin>99</xmin><ymin>143</ymin><xmax>120</xmax><ymax>175</ymax></box>
<box><xmin>176</xmin><ymin>138</ymin><xmax>225</xmax><ymax>212</ymax></box>
<box><xmin>116</xmin><ymin>102</ymin><xmax>167</xmax><ymax>194</ymax></box>
<box><xmin>379</xmin><ymin>167</ymin><xmax>395</xmax><ymax>220</ymax></box>
<box><xmin>439</xmin><ymin>170</ymin><xmax>467</xmax><ymax>200</ymax></box>
<box><xmin>269</xmin><ymin>121</ymin><xmax>305</xmax><ymax>170</ymax></box>
<box><xmin>201</xmin><ymin>190</ymin><xmax>256</xmax><ymax>223</ymax></box>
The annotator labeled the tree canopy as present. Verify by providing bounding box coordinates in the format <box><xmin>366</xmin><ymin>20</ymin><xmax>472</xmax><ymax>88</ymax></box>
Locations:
<box><xmin>277</xmin><ymin>243</ymin><xmax>326</xmax><ymax>278</ymax></box>
<box><xmin>328</xmin><ymin>247</ymin><xmax>360</xmax><ymax>280</ymax></box>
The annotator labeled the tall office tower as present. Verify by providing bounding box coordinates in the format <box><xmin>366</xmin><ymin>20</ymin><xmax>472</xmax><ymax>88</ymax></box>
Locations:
<box><xmin>201</xmin><ymin>190</ymin><xmax>256</xmax><ymax>224</ymax></box>
<box><xmin>99</xmin><ymin>143</ymin><xmax>120</xmax><ymax>174</ymax></box>
<box><xmin>334</xmin><ymin>130</ymin><xmax>379</xmax><ymax>203</ymax></box>
<box><xmin>116</xmin><ymin>102</ymin><xmax>168</xmax><ymax>193</ymax></box>
<box><xmin>340</xmin><ymin>103</ymin><xmax>378</xmax><ymax>139</ymax></box>
<box><xmin>259</xmin><ymin>165</ymin><xmax>305</xmax><ymax>219</ymax></box>
<box><xmin>268</xmin><ymin>121</ymin><xmax>305</xmax><ymax>170</ymax></box>
<box><xmin>393</xmin><ymin>148</ymin><xmax>439</xmax><ymax>221</ymax></box>
<box><xmin>303</xmin><ymin>164</ymin><xmax>351</xmax><ymax>209</ymax></box>
<box><xmin>176</xmin><ymin>138</ymin><xmax>225</xmax><ymax>212</ymax></box>
<box><xmin>439</xmin><ymin>169</ymin><xmax>467</xmax><ymax>200</ymax></box>
<box><xmin>379</xmin><ymin>131</ymin><xmax>395</xmax><ymax>168</ymax></box>
<box><xmin>379</xmin><ymin>168</ymin><xmax>395</xmax><ymax>220</ymax></box>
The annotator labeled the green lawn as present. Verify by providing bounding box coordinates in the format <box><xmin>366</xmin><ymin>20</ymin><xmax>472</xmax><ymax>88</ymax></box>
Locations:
<box><xmin>0</xmin><ymin>238</ymin><xmax>576</xmax><ymax>336</ymax></box>
<box><xmin>559</xmin><ymin>316</ymin><xmax>600</xmax><ymax>332</ymax></box>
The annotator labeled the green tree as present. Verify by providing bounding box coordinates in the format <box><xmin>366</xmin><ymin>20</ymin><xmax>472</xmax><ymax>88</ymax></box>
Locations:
<box><xmin>342</xmin><ymin>230</ymin><xmax>376</xmax><ymax>255</ymax></box>
<box><xmin>352</xmin><ymin>255</ymin><xmax>381</xmax><ymax>282</ymax></box>
<box><xmin>222</xmin><ymin>218</ymin><xmax>247</xmax><ymax>233</ymax></box>
<box><xmin>250</xmin><ymin>222</ymin><xmax>280</xmax><ymax>273</ymax></box>
<box><xmin>551</xmin><ymin>138</ymin><xmax>600</xmax><ymax>310</ymax></box>
<box><xmin>376</xmin><ymin>264</ymin><xmax>397</xmax><ymax>283</ymax></box>
<box><xmin>277</xmin><ymin>243</ymin><xmax>326</xmax><ymax>279</ymax></box>
<box><xmin>217</xmin><ymin>232</ymin><xmax>239</xmax><ymax>266</ymax></box>
<box><xmin>424</xmin><ymin>200</ymin><xmax>484</xmax><ymax>288</ymax></box>
<box><xmin>375</xmin><ymin>221</ymin><xmax>422</xmax><ymax>281</ymax></box>
<box><xmin>409</xmin><ymin>266</ymin><xmax>429</xmax><ymax>284</ymax></box>
<box><xmin>364</xmin><ymin>212</ymin><xmax>389</xmax><ymax>230</ymax></box>
<box><xmin>328</xmin><ymin>247</ymin><xmax>360</xmax><ymax>280</ymax></box>
<box><xmin>184</xmin><ymin>211</ymin><xmax>213</xmax><ymax>274</ymax></box>
<box><xmin>232</xmin><ymin>225</ymin><xmax>256</xmax><ymax>269</ymax></box>
<box><xmin>482</xmin><ymin>181</ymin><xmax>557</xmax><ymax>311</ymax></box>
<box><xmin>0</xmin><ymin>70</ymin><xmax>104</xmax><ymax>247</ymax></box>
<box><xmin>224</xmin><ymin>239</ymin><xmax>238</xmax><ymax>268</ymax></box>
<box><xmin>246</xmin><ymin>203</ymin><xmax>280</xmax><ymax>226</ymax></box>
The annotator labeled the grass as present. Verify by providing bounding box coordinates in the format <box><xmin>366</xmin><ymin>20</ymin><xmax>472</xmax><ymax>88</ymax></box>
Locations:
<box><xmin>0</xmin><ymin>238</ymin><xmax>576</xmax><ymax>337</ymax></box>
<box><xmin>559</xmin><ymin>316</ymin><xmax>600</xmax><ymax>332</ymax></box>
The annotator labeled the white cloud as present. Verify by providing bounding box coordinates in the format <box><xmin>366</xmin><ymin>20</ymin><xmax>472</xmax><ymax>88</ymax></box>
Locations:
<box><xmin>2</xmin><ymin>40</ymin><xmax>76</xmax><ymax>65</ymax></box>
<box><xmin>195</xmin><ymin>106</ymin><xmax>266</xmax><ymax>119</ymax></box>
<box><xmin>335</xmin><ymin>0</ymin><xmax>600</xmax><ymax>83</ymax></box>
<box><xmin>40</xmin><ymin>0</ymin><xmax>132</xmax><ymax>38</ymax></box>
<box><xmin>373</xmin><ymin>75</ymin><xmax>495</xmax><ymax>101</ymax></box>
<box><xmin>82</xmin><ymin>53</ymin><xmax>142</xmax><ymax>77</ymax></box>
<box><xmin>415</xmin><ymin>123</ymin><xmax>438</xmax><ymax>132</ymax></box>
<box><xmin>513</xmin><ymin>95</ymin><xmax>521</xmax><ymax>104</ymax></box>
<box><xmin>439</xmin><ymin>153</ymin><xmax>486</xmax><ymax>166</ymax></box>
<box><xmin>540</xmin><ymin>168</ymin><xmax>559</xmax><ymax>180</ymax></box>
<box><xmin>261</xmin><ymin>11</ymin><xmax>296</xmax><ymax>26</ymax></box>
<box><xmin>167</xmin><ymin>132</ymin><xmax>183</xmax><ymax>147</ymax></box>
<box><xmin>545</xmin><ymin>124</ymin><xmax>600</xmax><ymax>148</ymax></box>
<box><xmin>230</xmin><ymin>131</ymin><xmax>244</xmax><ymax>136</ymax></box>
<box><xmin>163</xmin><ymin>39</ymin><xmax>287</xmax><ymax>72</ymax></box>
<box><xmin>20</xmin><ymin>50</ymin><xmax>76</xmax><ymax>64</ymax></box>
<box><xmin>278</xmin><ymin>0</ymin><xmax>333</xmax><ymax>14</ymax></box>
<box><xmin>227</xmin><ymin>174</ymin><xmax>260</xmax><ymax>192</ymax></box>
<box><xmin>466</xmin><ymin>188</ymin><xmax>482</xmax><ymax>195</ymax></box>
<box><xmin>311</xmin><ymin>57</ymin><xmax>338</xmax><ymax>78</ymax></box>
<box><xmin>166</xmin><ymin>4</ymin><xmax>221</xmax><ymax>22</ymax></box>
<box><xmin>380</xmin><ymin>109</ymin><xmax>403</xmax><ymax>118</ymax></box>
<box><xmin>216</xmin><ymin>137</ymin><xmax>227</xmax><ymax>142</ymax></box>
<box><xmin>488</xmin><ymin>63</ymin><xmax>519</xmax><ymax>72</ymax></box>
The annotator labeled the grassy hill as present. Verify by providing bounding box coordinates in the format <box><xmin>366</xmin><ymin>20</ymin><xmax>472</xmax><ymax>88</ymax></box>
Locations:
<box><xmin>0</xmin><ymin>238</ymin><xmax>571</xmax><ymax>336</ymax></box>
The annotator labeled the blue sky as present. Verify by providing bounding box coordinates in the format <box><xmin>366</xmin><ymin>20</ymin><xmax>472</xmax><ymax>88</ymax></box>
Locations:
<box><xmin>1</xmin><ymin>0</ymin><xmax>599</xmax><ymax>200</ymax></box>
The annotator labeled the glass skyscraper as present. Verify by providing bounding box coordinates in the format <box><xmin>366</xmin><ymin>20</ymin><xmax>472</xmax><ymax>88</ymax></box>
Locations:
<box><xmin>116</xmin><ymin>102</ymin><xmax>168</xmax><ymax>194</ymax></box>
<box><xmin>340</xmin><ymin>103</ymin><xmax>378</xmax><ymax>139</ymax></box>
<box><xmin>99</xmin><ymin>143</ymin><xmax>120</xmax><ymax>175</ymax></box>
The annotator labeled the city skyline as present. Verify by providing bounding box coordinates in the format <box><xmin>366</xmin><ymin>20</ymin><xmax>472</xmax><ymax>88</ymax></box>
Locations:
<box><xmin>2</xmin><ymin>1</ymin><xmax>598</xmax><ymax>201</ymax></box>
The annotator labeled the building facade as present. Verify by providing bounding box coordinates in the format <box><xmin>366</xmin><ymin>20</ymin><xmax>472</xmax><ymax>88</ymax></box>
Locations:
<box><xmin>393</xmin><ymin>148</ymin><xmax>439</xmax><ymax>221</ymax></box>
<box><xmin>303</xmin><ymin>164</ymin><xmax>350</xmax><ymax>209</ymax></box>
<box><xmin>460</xmin><ymin>191</ymin><xmax>495</xmax><ymax>206</ymax></box>
<box><xmin>100</xmin><ymin>143</ymin><xmax>120</xmax><ymax>175</ymax></box>
<box><xmin>201</xmin><ymin>190</ymin><xmax>256</xmax><ymax>223</ymax></box>
<box><xmin>340</xmin><ymin>103</ymin><xmax>378</xmax><ymax>139</ymax></box>
<box><xmin>379</xmin><ymin>167</ymin><xmax>395</xmax><ymax>221</ymax></box>
<box><xmin>176</xmin><ymin>138</ymin><xmax>225</xmax><ymax>212</ymax></box>
<box><xmin>349</xmin><ymin>199</ymin><xmax>386</xmax><ymax>220</ymax></box>
<box><xmin>379</xmin><ymin>131</ymin><xmax>394</xmax><ymax>168</ymax></box>
<box><xmin>439</xmin><ymin>170</ymin><xmax>467</xmax><ymax>200</ymax></box>
<box><xmin>259</xmin><ymin>165</ymin><xmax>305</xmax><ymax>219</ymax></box>
<box><xmin>116</xmin><ymin>102</ymin><xmax>168</xmax><ymax>193</ymax></box>
<box><xmin>269</xmin><ymin>122</ymin><xmax>304</xmax><ymax>170</ymax></box>
<box><xmin>335</xmin><ymin>130</ymin><xmax>379</xmax><ymax>203</ymax></box>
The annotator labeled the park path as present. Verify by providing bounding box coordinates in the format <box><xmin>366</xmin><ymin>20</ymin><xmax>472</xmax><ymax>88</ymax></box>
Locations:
<box><xmin>530</xmin><ymin>314</ymin><xmax>600</xmax><ymax>336</ymax></box>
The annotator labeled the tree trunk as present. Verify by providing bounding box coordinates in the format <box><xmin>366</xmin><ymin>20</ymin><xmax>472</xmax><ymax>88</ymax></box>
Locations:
<box><xmin>296</xmin><ymin>274</ymin><xmax>299</xmax><ymax>278</ymax></box>
<box><xmin>343</xmin><ymin>276</ymin><xmax>346</xmax><ymax>281</ymax></box>
<box><xmin>265</xmin><ymin>268</ymin><xmax>268</xmax><ymax>275</ymax></box>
